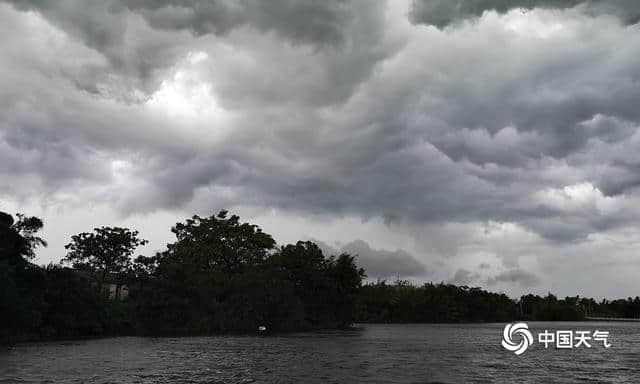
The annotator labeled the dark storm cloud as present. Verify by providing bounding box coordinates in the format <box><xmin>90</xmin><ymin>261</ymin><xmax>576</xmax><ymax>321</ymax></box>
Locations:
<box><xmin>409</xmin><ymin>0</ymin><xmax>640</xmax><ymax>28</ymax></box>
<box><xmin>2</xmin><ymin>0</ymin><xmax>389</xmax><ymax>104</ymax></box>
<box><xmin>3</xmin><ymin>0</ymin><xmax>640</xmax><ymax>249</ymax></box>
<box><xmin>4</xmin><ymin>0</ymin><xmax>160</xmax><ymax>96</ymax></box>
<box><xmin>2</xmin><ymin>0</ymin><xmax>379</xmax><ymax>94</ymax></box>
<box><xmin>125</xmin><ymin>0</ymin><xmax>358</xmax><ymax>46</ymax></box>
<box><xmin>315</xmin><ymin>239</ymin><xmax>428</xmax><ymax>279</ymax></box>
<box><xmin>5</xmin><ymin>0</ymin><xmax>362</xmax><ymax>45</ymax></box>
<box><xmin>487</xmin><ymin>268</ymin><xmax>541</xmax><ymax>287</ymax></box>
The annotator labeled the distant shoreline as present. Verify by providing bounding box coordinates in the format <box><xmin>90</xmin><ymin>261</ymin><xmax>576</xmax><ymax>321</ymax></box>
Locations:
<box><xmin>8</xmin><ymin>320</ymin><xmax>640</xmax><ymax>347</ymax></box>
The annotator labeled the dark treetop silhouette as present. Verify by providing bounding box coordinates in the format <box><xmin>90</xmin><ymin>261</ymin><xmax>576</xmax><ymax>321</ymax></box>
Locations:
<box><xmin>64</xmin><ymin>227</ymin><xmax>148</xmax><ymax>292</ymax></box>
<box><xmin>1</xmin><ymin>209</ymin><xmax>639</xmax><ymax>343</ymax></box>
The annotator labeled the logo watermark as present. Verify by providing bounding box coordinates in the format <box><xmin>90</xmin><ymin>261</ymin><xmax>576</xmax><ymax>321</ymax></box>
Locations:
<box><xmin>502</xmin><ymin>322</ymin><xmax>534</xmax><ymax>355</ymax></box>
<box><xmin>501</xmin><ymin>322</ymin><xmax>611</xmax><ymax>355</ymax></box>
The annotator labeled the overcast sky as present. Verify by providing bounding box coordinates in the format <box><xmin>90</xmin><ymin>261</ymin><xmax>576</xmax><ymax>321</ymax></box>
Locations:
<box><xmin>2</xmin><ymin>0</ymin><xmax>640</xmax><ymax>298</ymax></box>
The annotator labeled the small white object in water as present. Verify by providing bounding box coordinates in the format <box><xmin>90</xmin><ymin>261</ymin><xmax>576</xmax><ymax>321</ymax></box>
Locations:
<box><xmin>258</xmin><ymin>326</ymin><xmax>267</xmax><ymax>332</ymax></box>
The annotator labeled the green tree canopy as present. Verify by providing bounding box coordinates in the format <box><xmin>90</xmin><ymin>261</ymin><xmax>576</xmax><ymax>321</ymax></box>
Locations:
<box><xmin>64</xmin><ymin>226</ymin><xmax>147</xmax><ymax>287</ymax></box>
<box><xmin>163</xmin><ymin>210</ymin><xmax>276</xmax><ymax>273</ymax></box>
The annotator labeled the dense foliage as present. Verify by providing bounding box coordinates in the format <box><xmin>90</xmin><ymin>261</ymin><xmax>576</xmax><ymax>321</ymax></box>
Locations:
<box><xmin>1</xmin><ymin>212</ymin><xmax>123</xmax><ymax>342</ymax></box>
<box><xmin>128</xmin><ymin>211</ymin><xmax>365</xmax><ymax>334</ymax></box>
<box><xmin>2</xmin><ymin>209</ymin><xmax>640</xmax><ymax>344</ymax></box>
<box><xmin>0</xmin><ymin>210</ymin><xmax>364</xmax><ymax>342</ymax></box>
<box><xmin>357</xmin><ymin>280</ymin><xmax>518</xmax><ymax>322</ymax></box>
<box><xmin>64</xmin><ymin>226</ymin><xmax>148</xmax><ymax>290</ymax></box>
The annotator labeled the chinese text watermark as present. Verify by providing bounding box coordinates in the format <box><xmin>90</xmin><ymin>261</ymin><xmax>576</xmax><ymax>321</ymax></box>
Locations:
<box><xmin>502</xmin><ymin>322</ymin><xmax>611</xmax><ymax>355</ymax></box>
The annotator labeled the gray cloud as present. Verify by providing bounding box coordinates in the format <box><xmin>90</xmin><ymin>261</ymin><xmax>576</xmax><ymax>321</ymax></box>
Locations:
<box><xmin>409</xmin><ymin>0</ymin><xmax>640</xmax><ymax>28</ymax></box>
<box><xmin>487</xmin><ymin>268</ymin><xmax>541</xmax><ymax>287</ymax></box>
<box><xmin>450</xmin><ymin>268</ymin><xmax>480</xmax><ymax>285</ymax></box>
<box><xmin>6</xmin><ymin>0</ymin><xmax>367</xmax><ymax>46</ymax></box>
<box><xmin>4</xmin><ymin>0</ymin><xmax>640</xmax><ymax>244</ymax></box>
<box><xmin>2</xmin><ymin>0</ymin><xmax>387</xmax><ymax>101</ymax></box>
<box><xmin>125</xmin><ymin>0</ymin><xmax>359</xmax><ymax>46</ymax></box>
<box><xmin>315</xmin><ymin>239</ymin><xmax>428</xmax><ymax>280</ymax></box>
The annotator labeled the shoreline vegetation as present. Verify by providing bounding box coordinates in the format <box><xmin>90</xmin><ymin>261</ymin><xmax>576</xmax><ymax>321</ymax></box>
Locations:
<box><xmin>2</xmin><ymin>210</ymin><xmax>640</xmax><ymax>344</ymax></box>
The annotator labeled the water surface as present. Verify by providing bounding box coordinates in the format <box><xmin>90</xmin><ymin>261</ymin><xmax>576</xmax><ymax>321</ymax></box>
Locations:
<box><xmin>1</xmin><ymin>323</ymin><xmax>639</xmax><ymax>383</ymax></box>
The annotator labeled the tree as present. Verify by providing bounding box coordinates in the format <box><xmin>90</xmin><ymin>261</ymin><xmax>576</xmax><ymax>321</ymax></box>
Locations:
<box><xmin>328</xmin><ymin>253</ymin><xmax>366</xmax><ymax>325</ymax></box>
<box><xmin>63</xmin><ymin>227</ymin><xmax>147</xmax><ymax>290</ymax></box>
<box><xmin>0</xmin><ymin>211</ymin><xmax>47</xmax><ymax>263</ymax></box>
<box><xmin>0</xmin><ymin>211</ymin><xmax>48</xmax><ymax>343</ymax></box>
<box><xmin>127</xmin><ymin>211</ymin><xmax>278</xmax><ymax>334</ymax></box>
<box><xmin>0</xmin><ymin>211</ymin><xmax>22</xmax><ymax>265</ymax></box>
<box><xmin>12</xmin><ymin>214</ymin><xmax>47</xmax><ymax>259</ymax></box>
<box><xmin>165</xmin><ymin>210</ymin><xmax>276</xmax><ymax>273</ymax></box>
<box><xmin>272</xmin><ymin>242</ymin><xmax>364</xmax><ymax>327</ymax></box>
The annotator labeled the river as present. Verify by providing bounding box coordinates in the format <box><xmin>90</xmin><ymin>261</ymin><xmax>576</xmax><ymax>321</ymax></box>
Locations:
<box><xmin>1</xmin><ymin>322</ymin><xmax>639</xmax><ymax>383</ymax></box>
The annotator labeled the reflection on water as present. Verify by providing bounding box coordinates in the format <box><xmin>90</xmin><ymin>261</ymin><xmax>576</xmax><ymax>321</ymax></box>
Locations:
<box><xmin>1</xmin><ymin>323</ymin><xmax>639</xmax><ymax>383</ymax></box>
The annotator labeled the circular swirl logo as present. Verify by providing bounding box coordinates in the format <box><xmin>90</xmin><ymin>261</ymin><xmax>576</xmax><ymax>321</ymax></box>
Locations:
<box><xmin>502</xmin><ymin>322</ymin><xmax>534</xmax><ymax>355</ymax></box>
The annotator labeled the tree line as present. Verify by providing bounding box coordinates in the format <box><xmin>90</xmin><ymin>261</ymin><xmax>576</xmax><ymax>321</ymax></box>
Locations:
<box><xmin>1</xmin><ymin>210</ymin><xmax>364</xmax><ymax>342</ymax></box>
<box><xmin>2</xmin><ymin>209</ymin><xmax>640</xmax><ymax>343</ymax></box>
<box><xmin>356</xmin><ymin>281</ymin><xmax>640</xmax><ymax>323</ymax></box>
